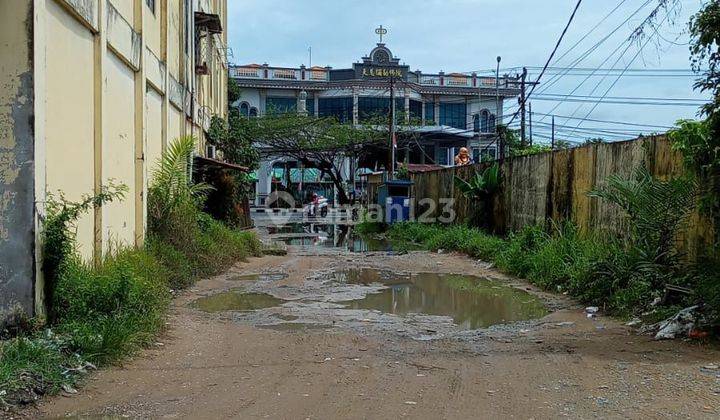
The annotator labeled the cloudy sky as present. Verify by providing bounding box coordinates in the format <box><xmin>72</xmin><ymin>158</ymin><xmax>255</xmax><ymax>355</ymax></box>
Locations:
<box><xmin>227</xmin><ymin>0</ymin><xmax>711</xmax><ymax>143</ymax></box>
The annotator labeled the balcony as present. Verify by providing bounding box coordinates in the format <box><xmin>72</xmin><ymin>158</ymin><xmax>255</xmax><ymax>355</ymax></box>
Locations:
<box><xmin>230</xmin><ymin>65</ymin><xmax>327</xmax><ymax>82</ymax></box>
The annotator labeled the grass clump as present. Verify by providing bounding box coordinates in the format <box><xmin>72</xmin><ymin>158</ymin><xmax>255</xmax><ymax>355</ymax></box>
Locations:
<box><xmin>51</xmin><ymin>249</ymin><xmax>171</xmax><ymax>364</ymax></box>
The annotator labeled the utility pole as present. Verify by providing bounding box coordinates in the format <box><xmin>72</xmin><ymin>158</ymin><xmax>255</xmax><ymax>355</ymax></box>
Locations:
<box><xmin>520</xmin><ymin>67</ymin><xmax>527</xmax><ymax>147</ymax></box>
<box><xmin>495</xmin><ymin>56</ymin><xmax>503</xmax><ymax>162</ymax></box>
<box><xmin>551</xmin><ymin>115</ymin><xmax>556</xmax><ymax>150</ymax></box>
<box><xmin>529</xmin><ymin>102</ymin><xmax>533</xmax><ymax>146</ymax></box>
<box><xmin>388</xmin><ymin>76</ymin><xmax>396</xmax><ymax>180</ymax></box>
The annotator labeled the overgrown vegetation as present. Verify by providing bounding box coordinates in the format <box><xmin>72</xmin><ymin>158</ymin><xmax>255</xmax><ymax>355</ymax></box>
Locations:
<box><xmin>384</xmin><ymin>221</ymin><xmax>698</xmax><ymax>319</ymax></box>
<box><xmin>147</xmin><ymin>136</ymin><xmax>261</xmax><ymax>287</ymax></box>
<box><xmin>42</xmin><ymin>183</ymin><xmax>128</xmax><ymax>321</ymax></box>
<box><xmin>380</xmin><ymin>166</ymin><xmax>711</xmax><ymax>322</ymax></box>
<box><xmin>0</xmin><ymin>136</ymin><xmax>261</xmax><ymax>409</ymax></box>
<box><xmin>453</xmin><ymin>163</ymin><xmax>500</xmax><ymax>228</ymax></box>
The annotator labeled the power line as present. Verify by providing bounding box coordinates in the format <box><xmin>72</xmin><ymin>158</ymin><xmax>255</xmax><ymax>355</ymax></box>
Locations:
<box><xmin>533</xmin><ymin>0</ymin><xmax>655</xmax><ymax>100</ymax></box>
<box><xmin>568</xmin><ymin>2</ymin><xmax>681</xmax><ymax>136</ymax></box>
<box><xmin>528</xmin><ymin>111</ymin><xmax>674</xmax><ymax>129</ymax></box>
<box><xmin>536</xmin><ymin>93</ymin><xmax>706</xmax><ymax>102</ymax></box>
<box><xmin>532</xmin><ymin>98</ymin><xmax>702</xmax><ymax>106</ymax></box>
<box><xmin>486</xmin><ymin>0</ymin><xmax>584</xmax><ymax>157</ymax></box>
<box><xmin>524</xmin><ymin>0</ymin><xmax>584</xmax><ymax>106</ymax></box>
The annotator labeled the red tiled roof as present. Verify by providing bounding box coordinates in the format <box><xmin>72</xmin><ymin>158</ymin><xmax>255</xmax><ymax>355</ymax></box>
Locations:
<box><xmin>401</xmin><ymin>163</ymin><xmax>443</xmax><ymax>173</ymax></box>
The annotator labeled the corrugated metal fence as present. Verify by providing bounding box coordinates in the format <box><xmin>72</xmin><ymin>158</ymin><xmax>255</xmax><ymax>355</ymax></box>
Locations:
<box><xmin>409</xmin><ymin>136</ymin><xmax>716</xmax><ymax>259</ymax></box>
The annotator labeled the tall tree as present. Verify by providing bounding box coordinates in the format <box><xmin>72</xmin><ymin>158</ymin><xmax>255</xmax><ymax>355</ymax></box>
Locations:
<box><xmin>251</xmin><ymin>114</ymin><xmax>384</xmax><ymax>204</ymax></box>
<box><xmin>689</xmin><ymin>0</ymin><xmax>720</xmax><ymax>135</ymax></box>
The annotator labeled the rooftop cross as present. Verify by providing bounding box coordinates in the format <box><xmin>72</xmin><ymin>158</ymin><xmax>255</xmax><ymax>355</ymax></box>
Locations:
<box><xmin>375</xmin><ymin>25</ymin><xmax>387</xmax><ymax>43</ymax></box>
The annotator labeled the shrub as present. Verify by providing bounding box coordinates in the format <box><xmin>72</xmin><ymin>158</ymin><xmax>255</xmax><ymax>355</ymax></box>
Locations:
<box><xmin>51</xmin><ymin>249</ymin><xmax>170</xmax><ymax>364</ymax></box>
<box><xmin>146</xmin><ymin>237</ymin><xmax>193</xmax><ymax>290</ymax></box>
<box><xmin>495</xmin><ymin>225</ymin><xmax>547</xmax><ymax>276</ymax></box>
<box><xmin>43</xmin><ymin>183</ymin><xmax>127</xmax><ymax>320</ymax></box>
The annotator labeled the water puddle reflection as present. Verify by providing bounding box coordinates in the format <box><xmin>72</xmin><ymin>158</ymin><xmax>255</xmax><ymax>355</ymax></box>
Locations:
<box><xmin>338</xmin><ymin>269</ymin><xmax>548</xmax><ymax>329</ymax></box>
<box><xmin>193</xmin><ymin>291</ymin><xmax>286</xmax><ymax>313</ymax></box>
<box><xmin>264</xmin><ymin>223</ymin><xmax>410</xmax><ymax>252</ymax></box>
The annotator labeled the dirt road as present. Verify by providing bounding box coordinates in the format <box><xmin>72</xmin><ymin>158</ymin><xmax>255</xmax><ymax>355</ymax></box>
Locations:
<box><xmin>35</xmin><ymin>246</ymin><xmax>720</xmax><ymax>419</ymax></box>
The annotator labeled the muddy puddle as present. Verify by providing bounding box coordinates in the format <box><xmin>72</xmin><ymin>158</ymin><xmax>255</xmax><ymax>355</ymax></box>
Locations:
<box><xmin>193</xmin><ymin>266</ymin><xmax>549</xmax><ymax>336</ymax></box>
<box><xmin>264</xmin><ymin>223</ymin><xmax>409</xmax><ymax>253</ymax></box>
<box><xmin>337</xmin><ymin>269</ymin><xmax>548</xmax><ymax>330</ymax></box>
<box><xmin>193</xmin><ymin>291</ymin><xmax>285</xmax><ymax>313</ymax></box>
<box><xmin>227</xmin><ymin>273</ymin><xmax>287</xmax><ymax>282</ymax></box>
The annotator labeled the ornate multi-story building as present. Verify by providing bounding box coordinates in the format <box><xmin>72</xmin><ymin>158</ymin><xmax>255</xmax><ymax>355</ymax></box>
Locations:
<box><xmin>230</xmin><ymin>34</ymin><xmax>521</xmax><ymax>205</ymax></box>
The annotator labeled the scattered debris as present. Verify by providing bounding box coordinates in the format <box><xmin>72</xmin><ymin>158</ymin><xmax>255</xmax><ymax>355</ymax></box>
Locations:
<box><xmin>688</xmin><ymin>329</ymin><xmax>709</xmax><ymax>339</ymax></box>
<box><xmin>404</xmin><ymin>401</ymin><xmax>417</xmax><ymax>405</ymax></box>
<box><xmin>585</xmin><ymin>307</ymin><xmax>599</xmax><ymax>318</ymax></box>
<box><xmin>555</xmin><ymin>322</ymin><xmax>575</xmax><ymax>327</ymax></box>
<box><xmin>625</xmin><ymin>318</ymin><xmax>641</xmax><ymax>327</ymax></box>
<box><xmin>61</xmin><ymin>384</ymin><xmax>77</xmax><ymax>394</ymax></box>
<box><xmin>595</xmin><ymin>397</ymin><xmax>610</xmax><ymax>406</ymax></box>
<box><xmin>643</xmin><ymin>305</ymin><xmax>700</xmax><ymax>340</ymax></box>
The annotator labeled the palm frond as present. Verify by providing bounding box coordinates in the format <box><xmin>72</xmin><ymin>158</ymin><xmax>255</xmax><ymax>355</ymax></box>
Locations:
<box><xmin>148</xmin><ymin>136</ymin><xmax>212</xmax><ymax>219</ymax></box>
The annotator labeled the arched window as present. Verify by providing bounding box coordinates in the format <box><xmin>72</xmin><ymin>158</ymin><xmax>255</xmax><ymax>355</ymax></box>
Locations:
<box><xmin>239</xmin><ymin>102</ymin><xmax>250</xmax><ymax>117</ymax></box>
<box><xmin>480</xmin><ymin>109</ymin><xmax>490</xmax><ymax>133</ymax></box>
<box><xmin>249</xmin><ymin>107</ymin><xmax>258</xmax><ymax>117</ymax></box>
<box><xmin>473</xmin><ymin>114</ymin><xmax>480</xmax><ymax>132</ymax></box>
<box><xmin>489</xmin><ymin>113</ymin><xmax>496</xmax><ymax>133</ymax></box>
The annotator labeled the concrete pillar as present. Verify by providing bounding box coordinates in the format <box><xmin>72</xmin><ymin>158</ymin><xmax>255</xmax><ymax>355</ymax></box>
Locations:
<box><xmin>259</xmin><ymin>89</ymin><xmax>267</xmax><ymax>115</ymax></box>
<box><xmin>404</xmin><ymin>91</ymin><xmax>410</xmax><ymax>123</ymax></box>
<box><xmin>133</xmin><ymin>0</ymin><xmax>147</xmax><ymax>247</ymax></box>
<box><xmin>0</xmin><ymin>0</ymin><xmax>38</xmax><ymax>320</ymax></box>
<box><xmin>93</xmin><ymin>0</ymin><xmax>108</xmax><ymax>262</ymax></box>
<box><xmin>256</xmin><ymin>159</ymin><xmax>274</xmax><ymax>206</ymax></box>
<box><xmin>161</xmin><ymin>0</ymin><xmax>170</xmax><ymax>155</ymax></box>
<box><xmin>352</xmin><ymin>87</ymin><xmax>359</xmax><ymax>125</ymax></box>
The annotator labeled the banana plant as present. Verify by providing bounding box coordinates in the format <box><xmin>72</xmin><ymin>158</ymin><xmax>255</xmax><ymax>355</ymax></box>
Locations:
<box><xmin>453</xmin><ymin>163</ymin><xmax>500</xmax><ymax>199</ymax></box>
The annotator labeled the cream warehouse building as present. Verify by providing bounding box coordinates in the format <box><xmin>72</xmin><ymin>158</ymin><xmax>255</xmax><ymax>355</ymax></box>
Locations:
<box><xmin>0</xmin><ymin>0</ymin><xmax>229</xmax><ymax>321</ymax></box>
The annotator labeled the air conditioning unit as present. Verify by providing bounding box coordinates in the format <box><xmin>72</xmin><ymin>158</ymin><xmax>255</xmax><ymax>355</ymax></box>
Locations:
<box><xmin>206</xmin><ymin>144</ymin><xmax>216</xmax><ymax>159</ymax></box>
